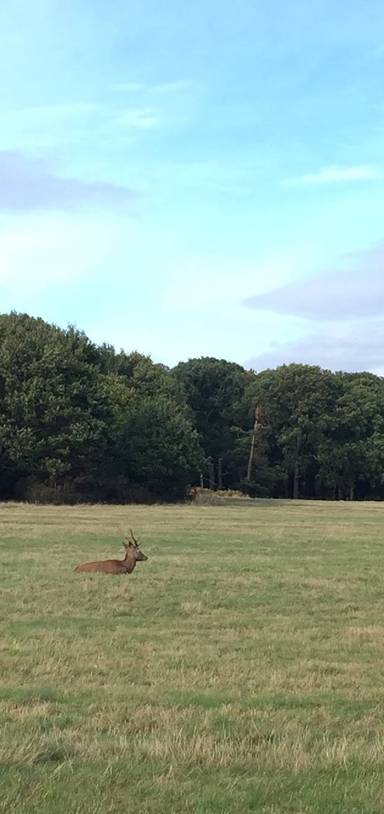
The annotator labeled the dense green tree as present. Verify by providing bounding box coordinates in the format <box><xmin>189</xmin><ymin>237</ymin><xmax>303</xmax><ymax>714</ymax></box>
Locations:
<box><xmin>2</xmin><ymin>312</ymin><xmax>384</xmax><ymax>503</ymax></box>
<box><xmin>240</xmin><ymin>365</ymin><xmax>339</xmax><ymax>498</ymax></box>
<box><xmin>0</xmin><ymin>313</ymin><xmax>113</xmax><ymax>500</ymax></box>
<box><xmin>100</xmin><ymin>365</ymin><xmax>203</xmax><ymax>501</ymax></box>
<box><xmin>116</xmin><ymin>393</ymin><xmax>202</xmax><ymax>500</ymax></box>
<box><xmin>0</xmin><ymin>314</ymin><xmax>203</xmax><ymax>502</ymax></box>
<box><xmin>172</xmin><ymin>357</ymin><xmax>249</xmax><ymax>487</ymax></box>
<box><xmin>317</xmin><ymin>373</ymin><xmax>384</xmax><ymax>499</ymax></box>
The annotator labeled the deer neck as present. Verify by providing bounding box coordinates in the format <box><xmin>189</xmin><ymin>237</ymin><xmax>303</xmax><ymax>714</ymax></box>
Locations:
<box><xmin>123</xmin><ymin>551</ymin><xmax>137</xmax><ymax>573</ymax></box>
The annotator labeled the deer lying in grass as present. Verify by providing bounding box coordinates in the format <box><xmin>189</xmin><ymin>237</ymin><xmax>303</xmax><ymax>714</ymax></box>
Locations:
<box><xmin>74</xmin><ymin>530</ymin><xmax>148</xmax><ymax>574</ymax></box>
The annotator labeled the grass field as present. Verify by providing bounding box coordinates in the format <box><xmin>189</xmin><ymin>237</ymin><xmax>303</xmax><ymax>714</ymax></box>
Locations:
<box><xmin>1</xmin><ymin>500</ymin><xmax>384</xmax><ymax>813</ymax></box>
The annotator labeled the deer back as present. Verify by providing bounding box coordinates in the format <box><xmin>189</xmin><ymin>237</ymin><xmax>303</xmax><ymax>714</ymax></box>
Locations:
<box><xmin>74</xmin><ymin>530</ymin><xmax>147</xmax><ymax>575</ymax></box>
<box><xmin>74</xmin><ymin>558</ymin><xmax>130</xmax><ymax>574</ymax></box>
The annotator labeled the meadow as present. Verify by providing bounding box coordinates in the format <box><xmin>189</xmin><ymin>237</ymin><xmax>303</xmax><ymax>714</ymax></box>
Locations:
<box><xmin>1</xmin><ymin>500</ymin><xmax>384</xmax><ymax>813</ymax></box>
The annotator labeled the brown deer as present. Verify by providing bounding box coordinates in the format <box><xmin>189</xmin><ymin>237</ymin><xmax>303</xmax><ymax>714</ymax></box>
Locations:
<box><xmin>74</xmin><ymin>530</ymin><xmax>148</xmax><ymax>574</ymax></box>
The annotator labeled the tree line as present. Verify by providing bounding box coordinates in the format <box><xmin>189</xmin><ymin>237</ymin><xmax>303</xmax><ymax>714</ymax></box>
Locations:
<box><xmin>1</xmin><ymin>312</ymin><xmax>383</xmax><ymax>503</ymax></box>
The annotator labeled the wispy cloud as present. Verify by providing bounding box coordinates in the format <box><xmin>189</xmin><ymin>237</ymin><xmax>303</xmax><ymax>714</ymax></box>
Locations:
<box><xmin>113</xmin><ymin>82</ymin><xmax>144</xmax><ymax>93</ymax></box>
<box><xmin>114</xmin><ymin>79</ymin><xmax>192</xmax><ymax>95</ymax></box>
<box><xmin>152</xmin><ymin>80</ymin><xmax>193</xmax><ymax>94</ymax></box>
<box><xmin>246</xmin><ymin>320</ymin><xmax>384</xmax><ymax>375</ymax></box>
<box><xmin>4</xmin><ymin>102</ymin><xmax>98</xmax><ymax>119</ymax></box>
<box><xmin>0</xmin><ymin>151</ymin><xmax>135</xmax><ymax>212</ymax></box>
<box><xmin>246</xmin><ymin>242</ymin><xmax>384</xmax><ymax>374</ymax></box>
<box><xmin>284</xmin><ymin>164</ymin><xmax>381</xmax><ymax>187</ymax></box>
<box><xmin>245</xmin><ymin>243</ymin><xmax>384</xmax><ymax>320</ymax></box>
<box><xmin>0</xmin><ymin>100</ymin><xmax>162</xmax><ymax>152</ymax></box>
<box><xmin>117</xmin><ymin>108</ymin><xmax>160</xmax><ymax>129</ymax></box>
<box><xmin>0</xmin><ymin>215</ymin><xmax>117</xmax><ymax>285</ymax></box>
<box><xmin>0</xmin><ymin>103</ymin><xmax>101</xmax><ymax>150</ymax></box>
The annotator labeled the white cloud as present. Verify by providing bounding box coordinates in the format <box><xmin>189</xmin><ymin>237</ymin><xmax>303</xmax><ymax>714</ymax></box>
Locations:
<box><xmin>113</xmin><ymin>80</ymin><xmax>192</xmax><ymax>95</ymax></box>
<box><xmin>245</xmin><ymin>241</ymin><xmax>384</xmax><ymax>375</ymax></box>
<box><xmin>152</xmin><ymin>80</ymin><xmax>193</xmax><ymax>94</ymax></box>
<box><xmin>0</xmin><ymin>214</ymin><xmax>120</xmax><ymax>285</ymax></box>
<box><xmin>284</xmin><ymin>164</ymin><xmax>381</xmax><ymax>187</ymax></box>
<box><xmin>113</xmin><ymin>82</ymin><xmax>144</xmax><ymax>93</ymax></box>
<box><xmin>246</xmin><ymin>243</ymin><xmax>384</xmax><ymax>320</ymax></box>
<box><xmin>246</xmin><ymin>320</ymin><xmax>384</xmax><ymax>375</ymax></box>
<box><xmin>2</xmin><ymin>103</ymin><xmax>97</xmax><ymax>119</ymax></box>
<box><xmin>0</xmin><ymin>101</ymin><xmax>161</xmax><ymax>151</ymax></box>
<box><xmin>118</xmin><ymin>108</ymin><xmax>160</xmax><ymax>129</ymax></box>
<box><xmin>163</xmin><ymin>248</ymin><xmax>313</xmax><ymax>312</ymax></box>
<box><xmin>0</xmin><ymin>150</ymin><xmax>135</xmax><ymax>212</ymax></box>
<box><xmin>0</xmin><ymin>102</ymin><xmax>102</xmax><ymax>150</ymax></box>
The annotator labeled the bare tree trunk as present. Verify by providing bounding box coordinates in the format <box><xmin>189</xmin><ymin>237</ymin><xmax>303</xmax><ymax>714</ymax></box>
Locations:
<box><xmin>246</xmin><ymin>405</ymin><xmax>262</xmax><ymax>481</ymax></box>
<box><xmin>349</xmin><ymin>483</ymin><xmax>355</xmax><ymax>501</ymax></box>
<box><xmin>218</xmin><ymin>458</ymin><xmax>223</xmax><ymax>489</ymax></box>
<box><xmin>292</xmin><ymin>433</ymin><xmax>301</xmax><ymax>499</ymax></box>
<box><xmin>207</xmin><ymin>459</ymin><xmax>215</xmax><ymax>490</ymax></box>
<box><xmin>293</xmin><ymin>461</ymin><xmax>300</xmax><ymax>499</ymax></box>
<box><xmin>246</xmin><ymin>433</ymin><xmax>255</xmax><ymax>482</ymax></box>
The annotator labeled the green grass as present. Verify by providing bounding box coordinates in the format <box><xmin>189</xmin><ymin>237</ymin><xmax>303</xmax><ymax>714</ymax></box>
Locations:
<box><xmin>1</xmin><ymin>500</ymin><xmax>384</xmax><ymax>812</ymax></box>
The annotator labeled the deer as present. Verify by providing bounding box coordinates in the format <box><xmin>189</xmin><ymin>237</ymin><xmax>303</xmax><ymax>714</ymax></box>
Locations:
<box><xmin>74</xmin><ymin>530</ymin><xmax>148</xmax><ymax>574</ymax></box>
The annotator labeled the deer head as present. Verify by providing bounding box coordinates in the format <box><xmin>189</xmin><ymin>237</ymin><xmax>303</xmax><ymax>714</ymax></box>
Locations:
<box><xmin>123</xmin><ymin>529</ymin><xmax>148</xmax><ymax>562</ymax></box>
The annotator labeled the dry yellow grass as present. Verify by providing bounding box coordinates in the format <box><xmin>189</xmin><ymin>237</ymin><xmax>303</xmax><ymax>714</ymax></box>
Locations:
<box><xmin>1</xmin><ymin>500</ymin><xmax>384</xmax><ymax>812</ymax></box>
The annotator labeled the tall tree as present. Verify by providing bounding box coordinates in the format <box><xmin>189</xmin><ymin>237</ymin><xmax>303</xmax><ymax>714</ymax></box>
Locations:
<box><xmin>241</xmin><ymin>364</ymin><xmax>338</xmax><ymax>498</ymax></box>
<box><xmin>172</xmin><ymin>357</ymin><xmax>249</xmax><ymax>488</ymax></box>
<box><xmin>317</xmin><ymin>372</ymin><xmax>384</xmax><ymax>499</ymax></box>
<box><xmin>101</xmin><ymin>361</ymin><xmax>203</xmax><ymax>501</ymax></box>
<box><xmin>0</xmin><ymin>313</ymin><xmax>113</xmax><ymax>500</ymax></box>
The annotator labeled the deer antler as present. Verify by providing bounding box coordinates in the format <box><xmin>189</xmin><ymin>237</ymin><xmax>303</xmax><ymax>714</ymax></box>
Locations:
<box><xmin>129</xmin><ymin>528</ymin><xmax>140</xmax><ymax>547</ymax></box>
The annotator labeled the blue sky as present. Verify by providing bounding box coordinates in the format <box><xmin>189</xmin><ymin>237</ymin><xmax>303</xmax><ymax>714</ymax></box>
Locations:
<box><xmin>1</xmin><ymin>0</ymin><xmax>384</xmax><ymax>371</ymax></box>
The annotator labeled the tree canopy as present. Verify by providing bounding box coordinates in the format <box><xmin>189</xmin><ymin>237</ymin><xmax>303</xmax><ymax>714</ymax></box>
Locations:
<box><xmin>0</xmin><ymin>313</ymin><xmax>202</xmax><ymax>502</ymax></box>
<box><xmin>1</xmin><ymin>312</ymin><xmax>384</xmax><ymax>502</ymax></box>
